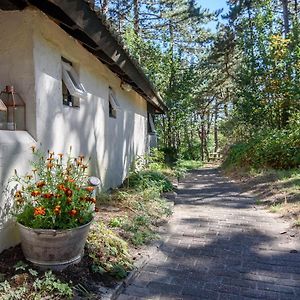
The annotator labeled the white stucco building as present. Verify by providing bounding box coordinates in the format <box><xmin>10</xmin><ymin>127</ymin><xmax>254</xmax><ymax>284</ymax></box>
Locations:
<box><xmin>0</xmin><ymin>0</ymin><xmax>165</xmax><ymax>253</ymax></box>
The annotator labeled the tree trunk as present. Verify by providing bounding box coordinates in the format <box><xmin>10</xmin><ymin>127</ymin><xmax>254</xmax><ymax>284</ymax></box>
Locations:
<box><xmin>133</xmin><ymin>0</ymin><xmax>140</xmax><ymax>35</ymax></box>
<box><xmin>282</xmin><ymin>0</ymin><xmax>290</xmax><ymax>37</ymax></box>
<box><xmin>101</xmin><ymin>0</ymin><xmax>109</xmax><ymax>14</ymax></box>
<box><xmin>214</xmin><ymin>103</ymin><xmax>219</xmax><ymax>153</ymax></box>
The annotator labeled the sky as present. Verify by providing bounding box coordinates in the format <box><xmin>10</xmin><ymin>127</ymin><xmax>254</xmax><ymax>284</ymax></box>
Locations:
<box><xmin>196</xmin><ymin>0</ymin><xmax>229</xmax><ymax>31</ymax></box>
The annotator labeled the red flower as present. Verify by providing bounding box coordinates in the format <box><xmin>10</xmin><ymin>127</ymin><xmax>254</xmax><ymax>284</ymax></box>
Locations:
<box><xmin>64</xmin><ymin>188</ymin><xmax>73</xmax><ymax>197</ymax></box>
<box><xmin>86</xmin><ymin>197</ymin><xmax>96</xmax><ymax>204</ymax></box>
<box><xmin>42</xmin><ymin>193</ymin><xmax>53</xmax><ymax>199</ymax></box>
<box><xmin>69</xmin><ymin>209</ymin><xmax>77</xmax><ymax>217</ymax></box>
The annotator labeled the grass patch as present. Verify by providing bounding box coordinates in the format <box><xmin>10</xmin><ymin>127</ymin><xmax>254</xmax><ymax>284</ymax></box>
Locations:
<box><xmin>269</xmin><ymin>203</ymin><xmax>283</xmax><ymax>213</ymax></box>
<box><xmin>100</xmin><ymin>187</ymin><xmax>172</xmax><ymax>247</ymax></box>
<box><xmin>124</xmin><ymin>170</ymin><xmax>173</xmax><ymax>192</ymax></box>
<box><xmin>86</xmin><ymin>221</ymin><xmax>133</xmax><ymax>279</ymax></box>
<box><xmin>176</xmin><ymin>160</ymin><xmax>203</xmax><ymax>170</ymax></box>
<box><xmin>255</xmin><ymin>199</ymin><xmax>263</xmax><ymax>205</ymax></box>
<box><xmin>224</xmin><ymin>166</ymin><xmax>300</xmax><ymax>223</ymax></box>
<box><xmin>294</xmin><ymin>219</ymin><xmax>300</xmax><ymax>227</ymax></box>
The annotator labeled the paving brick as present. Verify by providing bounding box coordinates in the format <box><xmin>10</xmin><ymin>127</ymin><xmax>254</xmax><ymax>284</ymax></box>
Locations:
<box><xmin>147</xmin><ymin>282</ymin><xmax>183</xmax><ymax>296</ymax></box>
<box><xmin>256</xmin><ymin>282</ymin><xmax>295</xmax><ymax>295</ymax></box>
<box><xmin>241</xmin><ymin>288</ymin><xmax>281</xmax><ymax>299</ymax></box>
<box><xmin>116</xmin><ymin>169</ymin><xmax>300</xmax><ymax>300</ymax></box>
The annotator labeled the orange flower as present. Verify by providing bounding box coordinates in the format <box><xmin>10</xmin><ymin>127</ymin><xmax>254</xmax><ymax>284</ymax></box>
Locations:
<box><xmin>85</xmin><ymin>186</ymin><xmax>94</xmax><ymax>192</ymax></box>
<box><xmin>67</xmin><ymin>197</ymin><xmax>72</xmax><ymax>204</ymax></box>
<box><xmin>36</xmin><ymin>181</ymin><xmax>46</xmax><ymax>188</ymax></box>
<box><xmin>57</xmin><ymin>184</ymin><xmax>66</xmax><ymax>191</ymax></box>
<box><xmin>53</xmin><ymin>205</ymin><xmax>61</xmax><ymax>215</ymax></box>
<box><xmin>16</xmin><ymin>198</ymin><xmax>24</xmax><ymax>205</ymax></box>
<box><xmin>34</xmin><ymin>206</ymin><xmax>46</xmax><ymax>216</ymax></box>
<box><xmin>69</xmin><ymin>209</ymin><xmax>77</xmax><ymax>217</ymax></box>
<box><xmin>67</xmin><ymin>177</ymin><xmax>75</xmax><ymax>183</ymax></box>
<box><xmin>47</xmin><ymin>162</ymin><xmax>54</xmax><ymax>169</ymax></box>
<box><xmin>14</xmin><ymin>190</ymin><xmax>22</xmax><ymax>198</ymax></box>
<box><xmin>42</xmin><ymin>193</ymin><xmax>53</xmax><ymax>199</ymax></box>
<box><xmin>48</xmin><ymin>150</ymin><xmax>54</xmax><ymax>157</ymax></box>
<box><xmin>31</xmin><ymin>190</ymin><xmax>41</xmax><ymax>197</ymax></box>
<box><xmin>64</xmin><ymin>188</ymin><xmax>73</xmax><ymax>197</ymax></box>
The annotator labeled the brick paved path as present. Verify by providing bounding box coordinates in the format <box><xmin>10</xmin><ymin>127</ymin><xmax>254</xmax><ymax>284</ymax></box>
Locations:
<box><xmin>117</xmin><ymin>168</ymin><xmax>300</xmax><ymax>300</ymax></box>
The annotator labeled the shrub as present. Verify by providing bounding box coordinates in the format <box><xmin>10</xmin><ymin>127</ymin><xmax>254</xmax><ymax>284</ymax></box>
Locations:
<box><xmin>125</xmin><ymin>170</ymin><xmax>173</xmax><ymax>192</ymax></box>
<box><xmin>86</xmin><ymin>221</ymin><xmax>133</xmax><ymax>279</ymax></box>
<box><xmin>223</xmin><ymin>125</ymin><xmax>300</xmax><ymax>170</ymax></box>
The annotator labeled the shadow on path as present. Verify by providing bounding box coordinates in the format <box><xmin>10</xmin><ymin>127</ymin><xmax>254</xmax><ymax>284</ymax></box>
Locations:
<box><xmin>118</xmin><ymin>168</ymin><xmax>300</xmax><ymax>300</ymax></box>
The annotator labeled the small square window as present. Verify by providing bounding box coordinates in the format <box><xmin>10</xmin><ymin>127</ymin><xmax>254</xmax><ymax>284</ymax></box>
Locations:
<box><xmin>108</xmin><ymin>87</ymin><xmax>120</xmax><ymax>118</ymax></box>
<box><xmin>62</xmin><ymin>59</ymin><xmax>87</xmax><ymax>108</ymax></box>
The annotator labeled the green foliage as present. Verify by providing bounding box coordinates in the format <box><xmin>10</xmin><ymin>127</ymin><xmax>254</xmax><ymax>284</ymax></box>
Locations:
<box><xmin>126</xmin><ymin>170</ymin><xmax>173</xmax><ymax>192</ymax></box>
<box><xmin>86</xmin><ymin>221</ymin><xmax>133</xmax><ymax>279</ymax></box>
<box><xmin>0</xmin><ymin>269</ymin><xmax>73</xmax><ymax>300</ymax></box>
<box><xmin>176</xmin><ymin>160</ymin><xmax>203</xmax><ymax>171</ymax></box>
<box><xmin>33</xmin><ymin>271</ymin><xmax>73</xmax><ymax>298</ymax></box>
<box><xmin>11</xmin><ymin>148</ymin><xmax>95</xmax><ymax>229</ymax></box>
<box><xmin>223</xmin><ymin>122</ymin><xmax>300</xmax><ymax>170</ymax></box>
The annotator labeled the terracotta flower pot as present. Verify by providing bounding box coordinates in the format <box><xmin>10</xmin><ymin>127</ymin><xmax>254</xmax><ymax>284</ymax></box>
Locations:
<box><xmin>17</xmin><ymin>220</ymin><xmax>92</xmax><ymax>270</ymax></box>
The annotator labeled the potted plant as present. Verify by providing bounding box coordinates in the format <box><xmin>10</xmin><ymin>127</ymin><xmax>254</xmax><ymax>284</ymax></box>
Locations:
<box><xmin>11</xmin><ymin>147</ymin><xmax>96</xmax><ymax>269</ymax></box>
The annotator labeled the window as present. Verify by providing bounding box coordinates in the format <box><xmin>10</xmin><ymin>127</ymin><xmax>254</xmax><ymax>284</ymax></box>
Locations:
<box><xmin>61</xmin><ymin>59</ymin><xmax>87</xmax><ymax>107</ymax></box>
<box><xmin>147</xmin><ymin>113</ymin><xmax>156</xmax><ymax>134</ymax></box>
<box><xmin>108</xmin><ymin>87</ymin><xmax>120</xmax><ymax>118</ymax></box>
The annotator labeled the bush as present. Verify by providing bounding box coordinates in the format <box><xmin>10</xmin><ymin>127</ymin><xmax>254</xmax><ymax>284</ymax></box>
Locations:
<box><xmin>125</xmin><ymin>170</ymin><xmax>173</xmax><ymax>192</ymax></box>
<box><xmin>223</xmin><ymin>125</ymin><xmax>300</xmax><ymax>170</ymax></box>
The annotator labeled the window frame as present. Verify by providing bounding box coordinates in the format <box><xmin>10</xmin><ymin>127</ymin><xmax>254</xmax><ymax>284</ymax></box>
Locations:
<box><xmin>148</xmin><ymin>113</ymin><xmax>156</xmax><ymax>134</ymax></box>
<box><xmin>62</xmin><ymin>60</ymin><xmax>87</xmax><ymax>108</ymax></box>
<box><xmin>108</xmin><ymin>87</ymin><xmax>120</xmax><ymax>118</ymax></box>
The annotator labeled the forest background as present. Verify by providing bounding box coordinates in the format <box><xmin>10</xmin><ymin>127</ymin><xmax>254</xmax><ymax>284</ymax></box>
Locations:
<box><xmin>95</xmin><ymin>0</ymin><xmax>300</xmax><ymax>171</ymax></box>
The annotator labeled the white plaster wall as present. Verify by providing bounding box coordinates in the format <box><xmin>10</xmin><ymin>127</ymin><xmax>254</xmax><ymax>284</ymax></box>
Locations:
<box><xmin>32</xmin><ymin>8</ymin><xmax>148</xmax><ymax>188</ymax></box>
<box><xmin>0</xmin><ymin>8</ymin><xmax>148</xmax><ymax>252</ymax></box>
<box><xmin>0</xmin><ymin>10</ymin><xmax>37</xmax><ymax>253</ymax></box>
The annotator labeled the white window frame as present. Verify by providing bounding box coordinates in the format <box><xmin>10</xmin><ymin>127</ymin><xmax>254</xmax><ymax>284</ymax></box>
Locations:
<box><xmin>108</xmin><ymin>87</ymin><xmax>120</xmax><ymax>118</ymax></box>
<box><xmin>62</xmin><ymin>61</ymin><xmax>87</xmax><ymax>100</ymax></box>
<box><xmin>148</xmin><ymin>113</ymin><xmax>156</xmax><ymax>134</ymax></box>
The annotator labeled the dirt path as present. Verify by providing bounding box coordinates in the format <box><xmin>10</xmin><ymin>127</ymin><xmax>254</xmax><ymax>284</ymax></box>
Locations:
<box><xmin>117</xmin><ymin>168</ymin><xmax>300</xmax><ymax>300</ymax></box>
